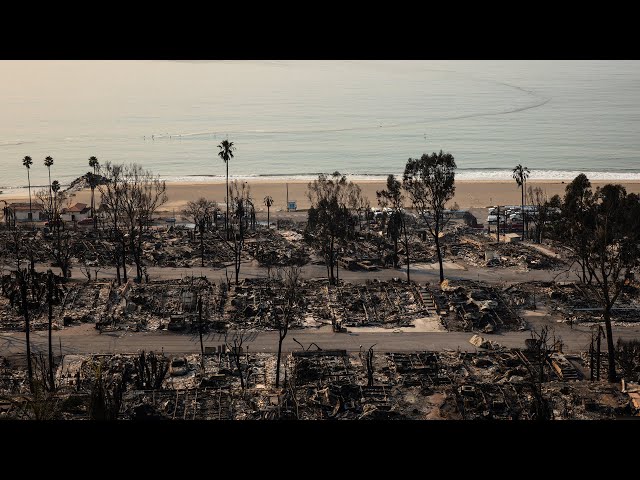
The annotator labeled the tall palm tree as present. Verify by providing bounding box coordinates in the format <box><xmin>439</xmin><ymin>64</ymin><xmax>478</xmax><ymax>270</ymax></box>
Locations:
<box><xmin>22</xmin><ymin>156</ymin><xmax>33</xmax><ymax>223</ymax></box>
<box><xmin>51</xmin><ymin>181</ymin><xmax>61</xmax><ymax>231</ymax></box>
<box><xmin>263</xmin><ymin>195</ymin><xmax>273</xmax><ymax>229</ymax></box>
<box><xmin>512</xmin><ymin>164</ymin><xmax>530</xmax><ymax>240</ymax></box>
<box><xmin>89</xmin><ymin>155</ymin><xmax>99</xmax><ymax>175</ymax></box>
<box><xmin>217</xmin><ymin>140</ymin><xmax>235</xmax><ymax>239</ymax></box>
<box><xmin>44</xmin><ymin>156</ymin><xmax>54</xmax><ymax>217</ymax></box>
<box><xmin>88</xmin><ymin>156</ymin><xmax>100</xmax><ymax>225</ymax></box>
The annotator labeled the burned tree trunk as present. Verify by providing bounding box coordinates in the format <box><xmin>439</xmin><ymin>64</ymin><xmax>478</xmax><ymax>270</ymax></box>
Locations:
<box><xmin>18</xmin><ymin>270</ymin><xmax>34</xmax><ymax>393</ymax></box>
<box><xmin>276</xmin><ymin>333</ymin><xmax>285</xmax><ymax>388</ymax></box>
<box><xmin>225</xmin><ymin>332</ymin><xmax>247</xmax><ymax>390</ymax></box>
<box><xmin>603</xmin><ymin>309</ymin><xmax>616</xmax><ymax>382</ymax></box>
<box><xmin>198</xmin><ymin>297</ymin><xmax>205</xmax><ymax>371</ymax></box>
<box><xmin>393</xmin><ymin>237</ymin><xmax>399</xmax><ymax>269</ymax></box>
<box><xmin>366</xmin><ymin>345</ymin><xmax>375</xmax><ymax>387</ymax></box>
<box><xmin>200</xmin><ymin>220</ymin><xmax>205</xmax><ymax>267</ymax></box>
<box><xmin>121</xmin><ymin>236</ymin><xmax>127</xmax><ymax>282</ymax></box>
<box><xmin>402</xmin><ymin>217</ymin><xmax>410</xmax><ymax>284</ymax></box>
<box><xmin>234</xmin><ymin>347</ymin><xmax>245</xmax><ymax>390</ymax></box>
<box><xmin>114</xmin><ymin>242</ymin><xmax>121</xmax><ymax>285</ymax></box>
<box><xmin>47</xmin><ymin>270</ymin><xmax>55</xmax><ymax>391</ymax></box>
<box><xmin>434</xmin><ymin>231</ymin><xmax>444</xmax><ymax>283</ymax></box>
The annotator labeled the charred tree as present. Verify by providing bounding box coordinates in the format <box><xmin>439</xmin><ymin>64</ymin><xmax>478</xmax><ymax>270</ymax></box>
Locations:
<box><xmin>17</xmin><ymin>269</ymin><xmax>34</xmax><ymax>393</ymax></box>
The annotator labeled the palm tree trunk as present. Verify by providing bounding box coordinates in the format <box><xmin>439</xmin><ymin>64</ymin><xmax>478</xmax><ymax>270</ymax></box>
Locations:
<box><xmin>521</xmin><ymin>185</ymin><xmax>525</xmax><ymax>240</ymax></box>
<box><xmin>226</xmin><ymin>161</ymin><xmax>229</xmax><ymax>240</ymax></box>
<box><xmin>19</xmin><ymin>271</ymin><xmax>34</xmax><ymax>393</ymax></box>
<box><xmin>48</xmin><ymin>167</ymin><xmax>52</xmax><ymax>220</ymax></box>
<box><xmin>47</xmin><ymin>270</ymin><xmax>55</xmax><ymax>390</ymax></box>
<box><xmin>267</xmin><ymin>206</ymin><xmax>270</xmax><ymax>230</ymax></box>
<box><xmin>27</xmin><ymin>169</ymin><xmax>32</xmax><ymax>224</ymax></box>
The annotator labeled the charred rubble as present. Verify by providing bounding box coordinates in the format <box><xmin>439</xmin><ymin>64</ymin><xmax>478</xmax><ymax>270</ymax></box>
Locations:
<box><xmin>1</xmin><ymin>344</ymin><xmax>637</xmax><ymax>420</ymax></box>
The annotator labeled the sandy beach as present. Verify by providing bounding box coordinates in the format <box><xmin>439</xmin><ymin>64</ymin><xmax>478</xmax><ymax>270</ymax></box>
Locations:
<box><xmin>3</xmin><ymin>179</ymin><xmax>640</xmax><ymax>215</ymax></box>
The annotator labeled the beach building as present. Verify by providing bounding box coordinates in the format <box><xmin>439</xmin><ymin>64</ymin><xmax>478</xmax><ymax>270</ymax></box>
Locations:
<box><xmin>7</xmin><ymin>202</ymin><xmax>46</xmax><ymax>222</ymax></box>
<box><xmin>61</xmin><ymin>202</ymin><xmax>91</xmax><ymax>222</ymax></box>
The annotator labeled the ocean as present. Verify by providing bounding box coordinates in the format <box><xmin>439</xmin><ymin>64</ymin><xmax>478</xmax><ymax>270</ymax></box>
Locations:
<box><xmin>1</xmin><ymin>60</ymin><xmax>639</xmax><ymax>196</ymax></box>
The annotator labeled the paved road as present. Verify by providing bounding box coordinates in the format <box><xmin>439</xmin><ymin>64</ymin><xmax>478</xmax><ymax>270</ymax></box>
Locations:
<box><xmin>3</xmin><ymin>322</ymin><xmax>640</xmax><ymax>359</ymax></box>
<box><xmin>9</xmin><ymin>247</ymin><xmax>612</xmax><ymax>360</ymax></box>
<box><xmin>36</xmin><ymin>256</ymin><xmax>577</xmax><ymax>286</ymax></box>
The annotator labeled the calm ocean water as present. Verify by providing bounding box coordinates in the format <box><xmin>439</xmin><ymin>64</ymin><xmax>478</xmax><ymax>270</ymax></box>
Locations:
<box><xmin>1</xmin><ymin>60</ymin><xmax>639</xmax><ymax>195</ymax></box>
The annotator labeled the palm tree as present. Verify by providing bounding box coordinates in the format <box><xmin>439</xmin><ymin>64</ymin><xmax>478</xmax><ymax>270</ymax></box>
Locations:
<box><xmin>44</xmin><ymin>156</ymin><xmax>54</xmax><ymax>218</ymax></box>
<box><xmin>51</xmin><ymin>181</ymin><xmax>61</xmax><ymax>231</ymax></box>
<box><xmin>263</xmin><ymin>195</ymin><xmax>273</xmax><ymax>230</ymax></box>
<box><xmin>217</xmin><ymin>140</ymin><xmax>235</xmax><ymax>239</ymax></box>
<box><xmin>512</xmin><ymin>164</ymin><xmax>530</xmax><ymax>240</ymax></box>
<box><xmin>88</xmin><ymin>157</ymin><xmax>99</xmax><ymax>226</ymax></box>
<box><xmin>89</xmin><ymin>156</ymin><xmax>99</xmax><ymax>175</ymax></box>
<box><xmin>22</xmin><ymin>156</ymin><xmax>33</xmax><ymax>223</ymax></box>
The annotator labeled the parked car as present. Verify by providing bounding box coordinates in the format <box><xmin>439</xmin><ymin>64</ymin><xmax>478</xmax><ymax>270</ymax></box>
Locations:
<box><xmin>169</xmin><ymin>357</ymin><xmax>189</xmax><ymax>376</ymax></box>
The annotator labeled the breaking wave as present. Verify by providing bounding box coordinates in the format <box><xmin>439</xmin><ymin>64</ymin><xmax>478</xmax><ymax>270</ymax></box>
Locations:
<box><xmin>161</xmin><ymin>170</ymin><xmax>640</xmax><ymax>183</ymax></box>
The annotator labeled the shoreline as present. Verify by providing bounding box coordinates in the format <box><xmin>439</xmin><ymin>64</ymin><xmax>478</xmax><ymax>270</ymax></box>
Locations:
<box><xmin>3</xmin><ymin>179</ymin><xmax>640</xmax><ymax>214</ymax></box>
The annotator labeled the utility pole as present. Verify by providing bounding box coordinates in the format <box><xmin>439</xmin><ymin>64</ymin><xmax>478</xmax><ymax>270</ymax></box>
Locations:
<box><xmin>596</xmin><ymin>325</ymin><xmax>603</xmax><ymax>381</ymax></box>
<box><xmin>286</xmin><ymin>183</ymin><xmax>289</xmax><ymax>212</ymax></box>
<box><xmin>589</xmin><ymin>332</ymin><xmax>594</xmax><ymax>381</ymax></box>
<box><xmin>496</xmin><ymin>205</ymin><xmax>500</xmax><ymax>243</ymax></box>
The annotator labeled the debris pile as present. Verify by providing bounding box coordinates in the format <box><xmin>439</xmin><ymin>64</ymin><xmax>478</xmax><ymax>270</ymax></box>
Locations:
<box><xmin>103</xmin><ymin>276</ymin><xmax>226</xmax><ymax>332</ymax></box>
<box><xmin>244</xmin><ymin>229</ymin><xmax>310</xmax><ymax>267</ymax></box>
<box><xmin>438</xmin><ymin>279</ymin><xmax>525</xmax><ymax>332</ymax></box>
<box><xmin>140</xmin><ymin>228</ymin><xmax>237</xmax><ymax>268</ymax></box>
<box><xmin>0</xmin><ymin>347</ymin><xmax>637</xmax><ymax>420</ymax></box>
<box><xmin>220</xmin><ymin>277</ymin><xmax>441</xmax><ymax>331</ymax></box>
<box><xmin>546</xmin><ymin>281</ymin><xmax>640</xmax><ymax>326</ymax></box>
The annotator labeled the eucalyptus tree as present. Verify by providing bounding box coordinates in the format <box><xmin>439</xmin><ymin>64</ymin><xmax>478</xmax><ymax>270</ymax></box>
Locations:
<box><xmin>305</xmin><ymin>172</ymin><xmax>359</xmax><ymax>285</ymax></box>
<box><xmin>560</xmin><ymin>174</ymin><xmax>594</xmax><ymax>284</ymax></box>
<box><xmin>377</xmin><ymin>174</ymin><xmax>410</xmax><ymax>281</ymax></box>
<box><xmin>403</xmin><ymin>151</ymin><xmax>457</xmax><ymax>283</ymax></box>
<box><xmin>582</xmin><ymin>185</ymin><xmax>640</xmax><ymax>382</ymax></box>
